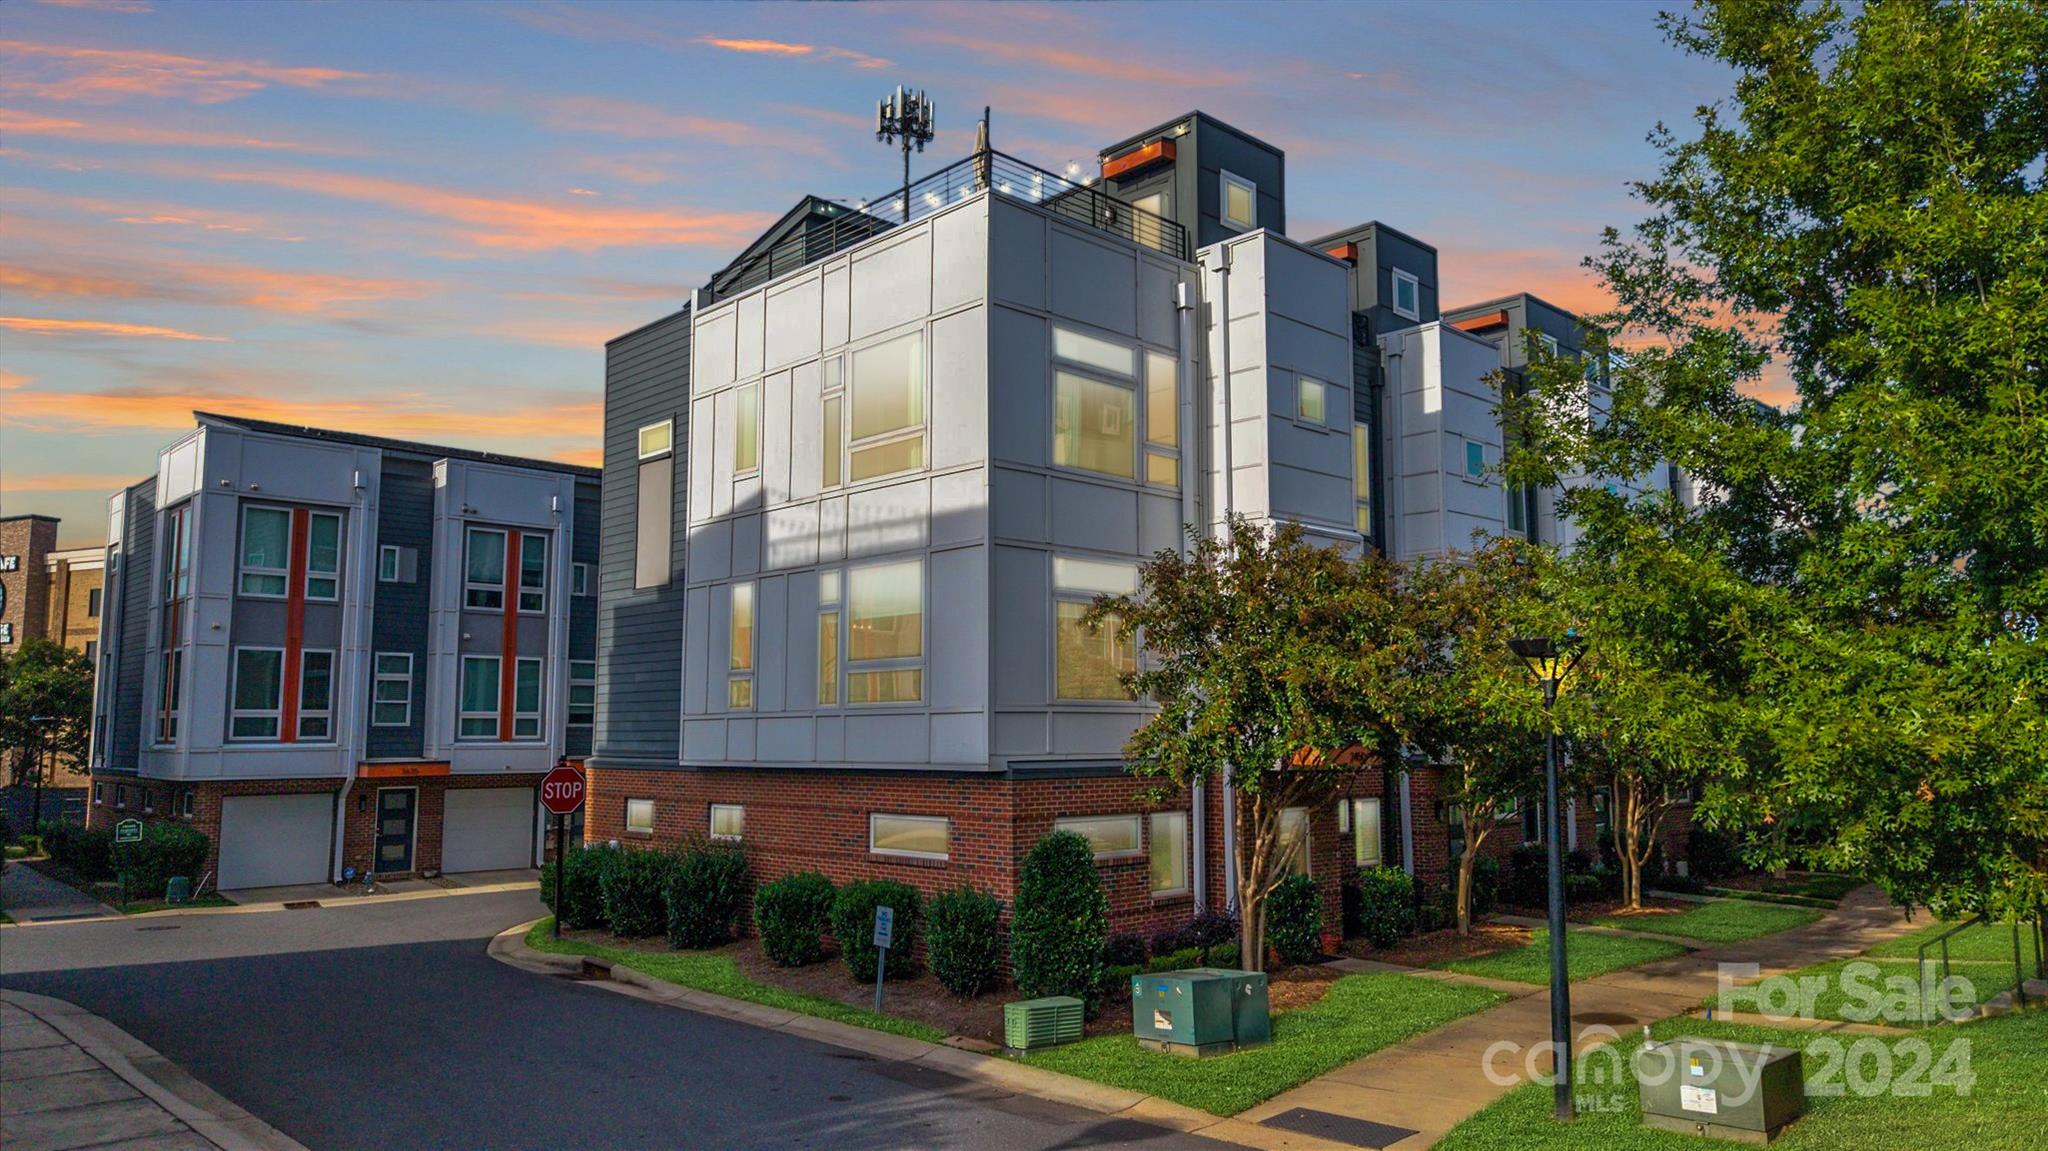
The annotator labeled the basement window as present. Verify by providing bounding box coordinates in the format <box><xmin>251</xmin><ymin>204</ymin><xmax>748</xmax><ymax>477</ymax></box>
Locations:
<box><xmin>625</xmin><ymin>798</ymin><xmax>656</xmax><ymax>835</ymax></box>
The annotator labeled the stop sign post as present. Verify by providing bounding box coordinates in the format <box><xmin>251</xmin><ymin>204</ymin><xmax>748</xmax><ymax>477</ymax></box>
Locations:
<box><xmin>540</xmin><ymin>764</ymin><xmax>586</xmax><ymax>938</ymax></box>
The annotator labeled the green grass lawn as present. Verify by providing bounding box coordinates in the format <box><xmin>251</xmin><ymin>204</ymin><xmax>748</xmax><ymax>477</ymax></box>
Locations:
<box><xmin>1593</xmin><ymin>899</ymin><xmax>1822</xmax><ymax>944</ymax></box>
<box><xmin>120</xmin><ymin>891</ymin><xmax>236</xmax><ymax>915</ymax></box>
<box><xmin>1439</xmin><ymin>928</ymin><xmax>1687</xmax><ymax>984</ymax></box>
<box><xmin>1437</xmin><ymin>1010</ymin><xmax>2046</xmax><ymax>1151</ymax></box>
<box><xmin>525</xmin><ymin>919</ymin><xmax>948</xmax><ymax>1043</ymax></box>
<box><xmin>1865</xmin><ymin>918</ymin><xmax>2044</xmax><ymax>965</ymax></box>
<box><xmin>1713</xmin><ymin>957</ymin><xmax>2022</xmax><ymax>1027</ymax></box>
<box><xmin>1019</xmin><ymin>972</ymin><xmax>1504</xmax><ymax>1116</ymax></box>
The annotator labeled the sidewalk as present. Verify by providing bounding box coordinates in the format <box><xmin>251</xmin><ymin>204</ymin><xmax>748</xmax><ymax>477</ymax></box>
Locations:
<box><xmin>0</xmin><ymin>863</ymin><xmax>115</xmax><ymax>925</ymax></box>
<box><xmin>1231</xmin><ymin>885</ymin><xmax>1917</xmax><ymax>1149</ymax></box>
<box><xmin>1</xmin><ymin>990</ymin><xmax>306</xmax><ymax>1151</ymax></box>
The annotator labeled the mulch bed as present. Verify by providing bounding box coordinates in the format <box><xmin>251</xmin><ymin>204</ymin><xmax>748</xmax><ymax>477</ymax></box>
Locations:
<box><xmin>1349</xmin><ymin>923</ymin><xmax>1532</xmax><ymax>969</ymax></box>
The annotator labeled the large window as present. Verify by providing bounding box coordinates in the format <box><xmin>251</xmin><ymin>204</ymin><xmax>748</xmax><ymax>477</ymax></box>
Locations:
<box><xmin>1391</xmin><ymin>268</ymin><xmax>1420</xmax><ymax>321</ymax></box>
<box><xmin>1150</xmin><ymin>811</ymin><xmax>1189</xmax><ymax>896</ymax></box>
<box><xmin>1144</xmin><ymin>351</ymin><xmax>1179</xmax><ymax>486</ymax></box>
<box><xmin>728</xmin><ymin>581</ymin><xmax>754</xmax><ymax>710</ymax></box>
<box><xmin>1050</xmin><ymin>325</ymin><xmax>1175</xmax><ymax>485</ymax></box>
<box><xmin>1220</xmin><ymin>170</ymin><xmax>1256</xmax><ymax>230</ymax></box>
<box><xmin>1054</xmin><ymin>372</ymin><xmax>1135</xmax><ymax>478</ymax></box>
<box><xmin>848</xmin><ymin>332</ymin><xmax>924</xmax><ymax>481</ymax></box>
<box><xmin>846</xmin><ymin>560</ymin><xmax>921</xmax><ymax>703</ymax></box>
<box><xmin>517</xmin><ymin>534</ymin><xmax>547</xmax><ymax>613</ymax></box>
<box><xmin>1278</xmin><ymin>806</ymin><xmax>1311</xmax><ymax>876</ymax></box>
<box><xmin>298</xmin><ymin>650</ymin><xmax>333</xmax><ymax>740</ymax></box>
<box><xmin>1055</xmin><ymin>814</ymin><xmax>1141</xmax><ymax>858</ymax></box>
<box><xmin>709</xmin><ymin>804</ymin><xmax>744</xmax><ymax>842</ymax></box>
<box><xmin>869</xmin><ymin>813</ymin><xmax>948</xmax><ymax>860</ymax></box>
<box><xmin>817</xmin><ymin>570</ymin><xmax>839</xmax><ymax>706</ymax></box>
<box><xmin>513</xmin><ymin>657</ymin><xmax>542</xmax><ymax>739</ymax></box>
<box><xmin>230</xmin><ymin>647</ymin><xmax>284</xmax><ymax>740</ymax></box>
<box><xmin>305</xmin><ymin>512</ymin><xmax>341</xmax><ymax>600</ymax></box>
<box><xmin>1338</xmin><ymin>797</ymin><xmax>1382</xmax><ymax>866</ymax></box>
<box><xmin>373</xmin><ymin>653</ymin><xmax>413</xmax><ymax>727</ymax></box>
<box><xmin>1353</xmin><ymin>421</ymin><xmax>1373</xmax><ymax>534</ymax></box>
<box><xmin>568</xmin><ymin>660</ymin><xmax>595</xmax><ymax>733</ymax></box>
<box><xmin>1054</xmin><ymin>557</ymin><xmax>1137</xmax><ymax>700</ymax></box>
<box><xmin>239</xmin><ymin>507</ymin><xmax>290</xmax><ymax>597</ymax></box>
<box><xmin>636</xmin><ymin>420</ymin><xmax>673</xmax><ymax>590</ymax></box>
<box><xmin>459</xmin><ymin>655</ymin><xmax>499</xmax><ymax>738</ymax></box>
<box><xmin>465</xmin><ymin>528</ymin><xmax>506</xmax><ymax>610</ymax></box>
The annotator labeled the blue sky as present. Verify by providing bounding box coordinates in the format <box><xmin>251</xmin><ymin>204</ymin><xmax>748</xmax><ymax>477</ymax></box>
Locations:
<box><xmin>0</xmin><ymin>0</ymin><xmax>1736</xmax><ymax>546</ymax></box>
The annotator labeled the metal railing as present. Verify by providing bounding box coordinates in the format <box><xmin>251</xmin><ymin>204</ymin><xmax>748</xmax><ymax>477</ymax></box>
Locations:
<box><xmin>712</xmin><ymin>148</ymin><xmax>1187</xmax><ymax>300</ymax></box>
<box><xmin>1917</xmin><ymin>913</ymin><xmax>2043</xmax><ymax>1021</ymax></box>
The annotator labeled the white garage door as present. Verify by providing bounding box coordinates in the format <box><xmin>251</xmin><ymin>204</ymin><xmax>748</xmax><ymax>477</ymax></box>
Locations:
<box><xmin>218</xmin><ymin>794</ymin><xmax>332</xmax><ymax>890</ymax></box>
<box><xmin>442</xmin><ymin>787</ymin><xmax>536</xmax><ymax>873</ymax></box>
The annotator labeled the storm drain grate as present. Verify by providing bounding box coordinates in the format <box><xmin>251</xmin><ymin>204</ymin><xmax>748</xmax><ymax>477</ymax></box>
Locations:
<box><xmin>283</xmin><ymin>900</ymin><xmax>321</xmax><ymax>910</ymax></box>
<box><xmin>1260</xmin><ymin>1108</ymin><xmax>1419</xmax><ymax>1149</ymax></box>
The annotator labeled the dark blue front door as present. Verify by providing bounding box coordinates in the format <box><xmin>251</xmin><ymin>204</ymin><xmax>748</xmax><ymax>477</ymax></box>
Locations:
<box><xmin>375</xmin><ymin>788</ymin><xmax>415</xmax><ymax>874</ymax></box>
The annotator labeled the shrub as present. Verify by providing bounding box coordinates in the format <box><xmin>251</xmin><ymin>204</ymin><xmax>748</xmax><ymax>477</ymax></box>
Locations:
<box><xmin>926</xmin><ymin>886</ymin><xmax>1005</xmax><ymax>997</ymax></box>
<box><xmin>1565</xmin><ymin>848</ymin><xmax>1596</xmax><ymax>877</ymax></box>
<box><xmin>1205</xmin><ymin>941</ymin><xmax>1240</xmax><ymax>968</ymax></box>
<box><xmin>1352</xmin><ymin>866</ymin><xmax>1416</xmax><ymax>948</ymax></box>
<box><xmin>1146</xmin><ymin>946</ymin><xmax>1202</xmax><ymax>973</ymax></box>
<box><xmin>1010</xmin><ymin>831</ymin><xmax>1107</xmax><ymax>1000</ymax></box>
<box><xmin>1266</xmin><ymin>874</ymin><xmax>1324</xmax><ymax>965</ymax></box>
<box><xmin>44</xmin><ymin>823</ymin><xmax>114</xmax><ymax>880</ymax></box>
<box><xmin>664</xmin><ymin>843</ymin><xmax>751</xmax><ymax>949</ymax></box>
<box><xmin>600</xmin><ymin>848</ymin><xmax>673</xmax><ymax>938</ymax></box>
<box><xmin>1103</xmin><ymin>932</ymin><xmax>1148</xmax><ymax>967</ymax></box>
<box><xmin>1504</xmin><ymin>843</ymin><xmax>1549</xmax><ymax>908</ymax></box>
<box><xmin>540</xmin><ymin>845</ymin><xmax>614</xmax><ymax>930</ymax></box>
<box><xmin>754</xmin><ymin>871</ymin><xmax>836</xmax><ymax>966</ymax></box>
<box><xmin>1417</xmin><ymin>881</ymin><xmax>1458</xmax><ymax>933</ymax></box>
<box><xmin>1687</xmin><ymin>825</ymin><xmax>1742</xmax><ymax>882</ymax></box>
<box><xmin>832</xmin><ymin>879</ymin><xmax>921</xmax><ymax>982</ymax></box>
<box><xmin>1591</xmin><ymin>865</ymin><xmax>1623</xmax><ymax>900</ymax></box>
<box><xmin>111</xmin><ymin>823</ymin><xmax>209</xmax><ymax>897</ymax></box>
<box><xmin>1564</xmin><ymin>872</ymin><xmax>1603</xmax><ymax>906</ymax></box>
<box><xmin>1100</xmin><ymin>963</ymin><xmax>1143</xmax><ymax>1002</ymax></box>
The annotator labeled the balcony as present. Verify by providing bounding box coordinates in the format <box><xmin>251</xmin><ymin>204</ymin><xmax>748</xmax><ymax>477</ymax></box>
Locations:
<box><xmin>708</xmin><ymin>148</ymin><xmax>1188</xmax><ymax>301</ymax></box>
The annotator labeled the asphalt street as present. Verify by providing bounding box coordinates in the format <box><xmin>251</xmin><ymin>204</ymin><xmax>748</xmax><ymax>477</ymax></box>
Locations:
<box><xmin>1</xmin><ymin>890</ymin><xmax>1221</xmax><ymax>1151</ymax></box>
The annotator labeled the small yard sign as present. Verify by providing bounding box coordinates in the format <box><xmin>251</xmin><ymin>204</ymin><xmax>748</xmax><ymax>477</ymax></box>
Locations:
<box><xmin>872</xmin><ymin>905</ymin><xmax>896</xmax><ymax>1012</ymax></box>
<box><xmin>115</xmin><ymin>818</ymin><xmax>143</xmax><ymax>844</ymax></box>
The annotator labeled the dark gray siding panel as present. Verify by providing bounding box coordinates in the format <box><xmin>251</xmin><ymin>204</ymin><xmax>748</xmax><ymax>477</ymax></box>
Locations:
<box><xmin>367</xmin><ymin>458</ymin><xmax>433</xmax><ymax>759</ymax></box>
<box><xmin>110</xmin><ymin>479</ymin><xmax>156</xmax><ymax>772</ymax></box>
<box><xmin>595</xmin><ymin>307</ymin><xmax>690</xmax><ymax>768</ymax></box>
<box><xmin>567</xmin><ymin>476</ymin><xmax>602</xmax><ymax>757</ymax></box>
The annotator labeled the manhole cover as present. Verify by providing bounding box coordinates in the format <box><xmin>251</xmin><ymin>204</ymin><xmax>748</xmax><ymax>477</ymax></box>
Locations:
<box><xmin>1261</xmin><ymin>1108</ymin><xmax>1418</xmax><ymax>1149</ymax></box>
<box><xmin>283</xmin><ymin>900</ymin><xmax>321</xmax><ymax>910</ymax></box>
<box><xmin>1574</xmin><ymin>1011</ymin><xmax>1637</xmax><ymax>1027</ymax></box>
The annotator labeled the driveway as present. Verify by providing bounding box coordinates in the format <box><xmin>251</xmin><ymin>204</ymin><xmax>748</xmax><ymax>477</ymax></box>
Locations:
<box><xmin>2</xmin><ymin>890</ymin><xmax>1220</xmax><ymax>1151</ymax></box>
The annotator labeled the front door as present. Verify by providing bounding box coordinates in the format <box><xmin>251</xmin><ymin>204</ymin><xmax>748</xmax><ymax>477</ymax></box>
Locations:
<box><xmin>375</xmin><ymin>788</ymin><xmax>416</xmax><ymax>874</ymax></box>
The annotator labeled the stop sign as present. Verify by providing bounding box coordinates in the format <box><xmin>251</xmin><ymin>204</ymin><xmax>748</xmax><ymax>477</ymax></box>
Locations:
<box><xmin>540</xmin><ymin>764</ymin><xmax>586</xmax><ymax>815</ymax></box>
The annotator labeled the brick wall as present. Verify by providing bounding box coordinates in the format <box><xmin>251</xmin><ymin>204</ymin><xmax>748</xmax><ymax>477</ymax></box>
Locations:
<box><xmin>89</xmin><ymin>773</ymin><xmax>343</xmax><ymax>885</ymax></box>
<box><xmin>339</xmin><ymin>773</ymin><xmax>544</xmax><ymax>879</ymax></box>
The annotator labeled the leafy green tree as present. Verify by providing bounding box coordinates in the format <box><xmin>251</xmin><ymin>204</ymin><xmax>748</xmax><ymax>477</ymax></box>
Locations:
<box><xmin>0</xmin><ymin>640</ymin><xmax>94</xmax><ymax>825</ymax></box>
<box><xmin>1097</xmin><ymin>518</ymin><xmax>1415</xmax><ymax>969</ymax></box>
<box><xmin>1502</xmin><ymin>0</ymin><xmax>2048</xmax><ymax>921</ymax></box>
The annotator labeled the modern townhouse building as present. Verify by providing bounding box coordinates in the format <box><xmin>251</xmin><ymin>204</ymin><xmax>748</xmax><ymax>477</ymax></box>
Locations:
<box><xmin>590</xmin><ymin>109</ymin><xmax>1688</xmax><ymax>938</ymax></box>
<box><xmin>86</xmin><ymin>413</ymin><xmax>599</xmax><ymax>890</ymax></box>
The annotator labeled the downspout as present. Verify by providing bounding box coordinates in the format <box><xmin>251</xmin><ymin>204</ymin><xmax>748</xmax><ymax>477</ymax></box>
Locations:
<box><xmin>1176</xmin><ymin>279</ymin><xmax>1206</xmax><ymax>913</ymax></box>
<box><xmin>1399</xmin><ymin>762</ymin><xmax>1415</xmax><ymax>877</ymax></box>
<box><xmin>331</xmin><ymin>465</ymin><xmax>374</xmax><ymax>882</ymax></box>
<box><xmin>1210</xmin><ymin>242</ymin><xmax>1240</xmax><ymax>914</ymax></box>
<box><xmin>1383</xmin><ymin>344</ymin><xmax>1404</xmax><ymax>561</ymax></box>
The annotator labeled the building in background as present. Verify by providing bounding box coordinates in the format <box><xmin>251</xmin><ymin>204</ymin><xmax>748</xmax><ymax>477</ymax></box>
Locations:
<box><xmin>0</xmin><ymin>515</ymin><xmax>102</xmax><ymax>790</ymax></box>
<box><xmin>87</xmin><ymin>413</ymin><xmax>599</xmax><ymax>890</ymax></box>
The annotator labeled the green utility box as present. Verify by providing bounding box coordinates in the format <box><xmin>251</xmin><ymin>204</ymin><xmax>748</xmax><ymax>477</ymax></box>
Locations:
<box><xmin>1004</xmin><ymin>996</ymin><xmax>1085</xmax><ymax>1052</ymax></box>
<box><xmin>1635</xmin><ymin>1037</ymin><xmax>1806</xmax><ymax>1144</ymax></box>
<box><xmin>1132</xmin><ymin>967</ymin><xmax>1270</xmax><ymax>1057</ymax></box>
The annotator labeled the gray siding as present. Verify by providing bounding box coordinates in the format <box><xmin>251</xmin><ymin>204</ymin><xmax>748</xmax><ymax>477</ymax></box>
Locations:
<box><xmin>567</xmin><ymin>476</ymin><xmax>601</xmax><ymax>757</ymax></box>
<box><xmin>367</xmin><ymin>457</ymin><xmax>433</xmax><ymax>759</ymax></box>
<box><xmin>595</xmin><ymin>308</ymin><xmax>690</xmax><ymax>767</ymax></box>
<box><xmin>109</xmin><ymin>479</ymin><xmax>156</xmax><ymax>772</ymax></box>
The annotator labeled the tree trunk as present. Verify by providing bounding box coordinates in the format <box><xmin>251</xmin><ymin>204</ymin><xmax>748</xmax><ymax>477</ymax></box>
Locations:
<box><xmin>1455</xmin><ymin>812</ymin><xmax>1489</xmax><ymax>936</ymax></box>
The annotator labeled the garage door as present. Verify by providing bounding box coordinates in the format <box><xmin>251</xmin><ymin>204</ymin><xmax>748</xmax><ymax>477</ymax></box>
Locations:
<box><xmin>442</xmin><ymin>787</ymin><xmax>536</xmax><ymax>873</ymax></box>
<box><xmin>218</xmin><ymin>794</ymin><xmax>332</xmax><ymax>890</ymax></box>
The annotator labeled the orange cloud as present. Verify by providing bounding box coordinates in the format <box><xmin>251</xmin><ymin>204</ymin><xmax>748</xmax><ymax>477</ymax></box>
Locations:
<box><xmin>912</xmin><ymin>30</ymin><xmax>1234</xmax><ymax>88</ymax></box>
<box><xmin>695</xmin><ymin>36</ymin><xmax>890</xmax><ymax>69</ymax></box>
<box><xmin>32</xmin><ymin>0</ymin><xmax>153</xmax><ymax>11</ymax></box>
<box><xmin>1</xmin><ymin>471</ymin><xmax>143</xmax><ymax>494</ymax></box>
<box><xmin>0</xmin><ymin>39</ymin><xmax>372</xmax><ymax>104</ymax></box>
<box><xmin>0</xmin><ymin>107</ymin><xmax>352</xmax><ymax>154</ymax></box>
<box><xmin>0</xmin><ymin>370</ymin><xmax>29</xmax><ymax>389</ymax></box>
<box><xmin>0</xmin><ymin>315</ymin><xmax>227</xmax><ymax>341</ymax></box>
<box><xmin>200</xmin><ymin>166</ymin><xmax>771</xmax><ymax>251</ymax></box>
<box><xmin>0</xmin><ymin>258</ymin><xmax>435</xmax><ymax>315</ymax></box>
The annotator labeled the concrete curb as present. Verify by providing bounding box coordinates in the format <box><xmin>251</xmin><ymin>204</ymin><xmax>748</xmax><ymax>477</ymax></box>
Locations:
<box><xmin>2</xmin><ymin>989</ymin><xmax>309</xmax><ymax>1151</ymax></box>
<box><xmin>488</xmin><ymin>920</ymin><xmax>1358</xmax><ymax>1151</ymax></box>
<box><xmin>1</xmin><ymin>878</ymin><xmax>538</xmax><ymax>929</ymax></box>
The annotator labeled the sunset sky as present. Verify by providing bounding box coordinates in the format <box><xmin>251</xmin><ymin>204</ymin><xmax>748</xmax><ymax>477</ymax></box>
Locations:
<box><xmin>1</xmin><ymin>0</ymin><xmax>1740</xmax><ymax>547</ymax></box>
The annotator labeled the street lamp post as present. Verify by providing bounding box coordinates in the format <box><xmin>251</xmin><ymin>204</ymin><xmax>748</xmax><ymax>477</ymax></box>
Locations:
<box><xmin>1508</xmin><ymin>633</ymin><xmax>1586</xmax><ymax>1122</ymax></box>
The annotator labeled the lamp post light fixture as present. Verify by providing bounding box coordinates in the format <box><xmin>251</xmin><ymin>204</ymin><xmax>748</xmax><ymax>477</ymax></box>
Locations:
<box><xmin>875</xmin><ymin>85</ymin><xmax>936</xmax><ymax>219</ymax></box>
<box><xmin>1507</xmin><ymin>631</ymin><xmax>1587</xmax><ymax>1121</ymax></box>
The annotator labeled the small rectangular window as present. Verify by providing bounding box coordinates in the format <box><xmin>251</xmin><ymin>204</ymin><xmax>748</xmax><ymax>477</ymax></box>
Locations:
<box><xmin>1540</xmin><ymin>333</ymin><xmax>1560</xmax><ymax>358</ymax></box>
<box><xmin>869</xmin><ymin>813</ymin><xmax>948</xmax><ymax>860</ymax></box>
<box><xmin>94</xmin><ymin>781</ymin><xmax>104</xmax><ymax>804</ymax></box>
<box><xmin>1297</xmin><ymin>376</ymin><xmax>1326</xmax><ymax>425</ymax></box>
<box><xmin>179</xmin><ymin>789</ymin><xmax>194</xmax><ymax>818</ymax></box>
<box><xmin>1053</xmin><ymin>326</ymin><xmax>1136</xmax><ymax>378</ymax></box>
<box><xmin>568</xmin><ymin>660</ymin><xmax>595</xmax><ymax>729</ymax></box>
<box><xmin>1149</xmin><ymin>811</ymin><xmax>1188</xmax><ymax>895</ymax></box>
<box><xmin>635</xmin><ymin>457</ymin><xmax>672</xmax><ymax>589</ymax></box>
<box><xmin>817</xmin><ymin>611</ymin><xmax>839</xmax><ymax>707</ymax></box>
<box><xmin>229</xmin><ymin>647</ymin><xmax>284</xmax><ymax>740</ymax></box>
<box><xmin>1391</xmin><ymin>269</ymin><xmax>1420</xmax><ymax>321</ymax></box>
<box><xmin>379</xmin><ymin>545</ymin><xmax>401</xmax><ymax>583</ymax></box>
<box><xmin>465</xmin><ymin>528</ymin><xmax>506</xmax><ymax>610</ymax></box>
<box><xmin>1344</xmin><ymin>797</ymin><xmax>1382</xmax><ymax>866</ymax></box>
<box><xmin>638</xmin><ymin>420</ymin><xmax>673</xmax><ymax>459</ymax></box>
<box><xmin>625</xmin><ymin>798</ymin><xmax>656</xmax><ymax>834</ymax></box>
<box><xmin>572</xmin><ymin>562</ymin><xmax>591</xmax><ymax>597</ymax></box>
<box><xmin>1278</xmin><ymin>806</ymin><xmax>1311</xmax><ymax>876</ymax></box>
<box><xmin>373</xmin><ymin>652</ymin><xmax>413</xmax><ymax>727</ymax></box>
<box><xmin>1143</xmin><ymin>350</ymin><xmax>1178</xmax><ymax>488</ymax></box>
<box><xmin>518</xmin><ymin>534</ymin><xmax>547</xmax><ymax>613</ymax></box>
<box><xmin>305</xmin><ymin>512</ymin><xmax>341</xmax><ymax>600</ymax></box>
<box><xmin>1353</xmin><ymin>422</ymin><xmax>1373</xmax><ymax>535</ymax></box>
<box><xmin>157</xmin><ymin>648</ymin><xmax>182</xmax><ymax>743</ymax></box>
<box><xmin>513</xmin><ymin>657</ymin><xmax>542</xmax><ymax>739</ymax></box>
<box><xmin>459</xmin><ymin>655</ymin><xmax>500</xmax><ymax>739</ymax></box>
<box><xmin>298</xmin><ymin>649</ymin><xmax>333</xmax><ymax>740</ymax></box>
<box><xmin>87</xmin><ymin>586</ymin><xmax>102</xmax><ymax>617</ymax></box>
<box><xmin>116</xmin><ymin>783</ymin><xmax>128</xmax><ymax>808</ymax></box>
<box><xmin>821</xmin><ymin>395</ymin><xmax>844</xmax><ymax>489</ymax></box>
<box><xmin>728</xmin><ymin>581</ymin><xmax>754</xmax><ymax>710</ymax></box>
<box><xmin>1054</xmin><ymin>814</ymin><xmax>1141</xmax><ymax>858</ymax></box>
<box><xmin>1220</xmin><ymin>170</ymin><xmax>1256</xmax><ymax>230</ymax></box>
<box><xmin>239</xmin><ymin>506</ymin><xmax>290</xmax><ymax>597</ymax></box>
<box><xmin>142</xmin><ymin>788</ymin><xmax>154</xmax><ymax>813</ymax></box>
<box><xmin>1465</xmin><ymin>440</ymin><xmax>1486</xmax><ymax>479</ymax></box>
<box><xmin>709</xmin><ymin>803</ymin><xmax>744</xmax><ymax>841</ymax></box>
<box><xmin>734</xmin><ymin>381</ymin><xmax>760</xmax><ymax>475</ymax></box>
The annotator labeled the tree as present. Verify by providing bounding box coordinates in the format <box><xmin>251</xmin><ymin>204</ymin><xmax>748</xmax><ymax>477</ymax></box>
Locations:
<box><xmin>1502</xmin><ymin>1</ymin><xmax>2048</xmax><ymax>921</ymax></box>
<box><xmin>1097</xmin><ymin>518</ymin><xmax>1415</xmax><ymax>970</ymax></box>
<box><xmin>0</xmin><ymin>640</ymin><xmax>94</xmax><ymax>825</ymax></box>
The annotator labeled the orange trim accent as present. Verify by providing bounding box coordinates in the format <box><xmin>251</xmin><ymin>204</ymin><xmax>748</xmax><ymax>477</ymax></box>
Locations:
<box><xmin>500</xmin><ymin>528</ymin><xmax>519</xmax><ymax>740</ymax></box>
<box><xmin>1451</xmin><ymin>310</ymin><xmax>1509</xmax><ymax>333</ymax></box>
<box><xmin>281</xmin><ymin>508</ymin><xmax>309</xmax><ymax>742</ymax></box>
<box><xmin>1103</xmin><ymin>138</ymin><xmax>1174</xmax><ymax>181</ymax></box>
<box><xmin>1325</xmin><ymin>242</ymin><xmax>1357</xmax><ymax>262</ymax></box>
<box><xmin>358</xmin><ymin>761</ymin><xmax>451</xmax><ymax>779</ymax></box>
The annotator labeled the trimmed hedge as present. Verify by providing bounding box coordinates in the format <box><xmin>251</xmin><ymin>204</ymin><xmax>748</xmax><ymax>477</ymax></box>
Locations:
<box><xmin>539</xmin><ymin>845</ymin><xmax>614</xmax><ymax>930</ymax></box>
<box><xmin>755</xmin><ymin>871</ymin><xmax>837</xmax><ymax>967</ymax></box>
<box><xmin>832</xmin><ymin>879</ymin><xmax>921</xmax><ymax>982</ymax></box>
<box><xmin>601</xmin><ymin>849</ymin><xmax>674</xmax><ymax>938</ymax></box>
<box><xmin>1104</xmin><ymin>932</ymin><xmax>1148</xmax><ymax>967</ymax></box>
<box><xmin>664</xmin><ymin>843</ymin><xmax>752</xmax><ymax>949</ymax></box>
<box><xmin>43</xmin><ymin>823</ymin><xmax>114</xmax><ymax>880</ymax></box>
<box><xmin>926</xmin><ymin>886</ymin><xmax>1004</xmax><ymax>997</ymax></box>
<box><xmin>1266</xmin><ymin>873</ymin><xmax>1324</xmax><ymax>965</ymax></box>
<box><xmin>1011</xmin><ymin>831</ymin><xmax>1107</xmax><ymax>1000</ymax></box>
<box><xmin>1353</xmin><ymin>865</ymin><xmax>1416</xmax><ymax>948</ymax></box>
<box><xmin>111</xmin><ymin>823</ymin><xmax>209</xmax><ymax>897</ymax></box>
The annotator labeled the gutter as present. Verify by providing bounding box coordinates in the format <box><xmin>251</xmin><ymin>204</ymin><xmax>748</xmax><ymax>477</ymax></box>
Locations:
<box><xmin>1208</xmin><ymin>241</ymin><xmax>1240</xmax><ymax>915</ymax></box>
<box><xmin>1175</xmin><ymin>278</ymin><xmax>1206</xmax><ymax>914</ymax></box>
